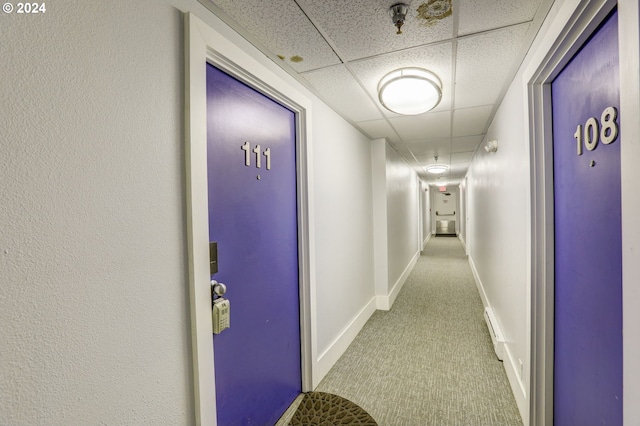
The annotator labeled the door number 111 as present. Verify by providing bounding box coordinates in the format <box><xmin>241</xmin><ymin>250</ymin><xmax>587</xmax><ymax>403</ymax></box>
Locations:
<box><xmin>241</xmin><ymin>141</ymin><xmax>271</xmax><ymax>170</ymax></box>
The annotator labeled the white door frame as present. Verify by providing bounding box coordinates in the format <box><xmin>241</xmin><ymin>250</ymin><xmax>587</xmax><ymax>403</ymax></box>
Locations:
<box><xmin>527</xmin><ymin>1</ymin><xmax>618</xmax><ymax>424</ymax></box>
<box><xmin>618</xmin><ymin>1</ymin><xmax>640</xmax><ymax>423</ymax></box>
<box><xmin>184</xmin><ymin>12</ymin><xmax>315</xmax><ymax>425</ymax></box>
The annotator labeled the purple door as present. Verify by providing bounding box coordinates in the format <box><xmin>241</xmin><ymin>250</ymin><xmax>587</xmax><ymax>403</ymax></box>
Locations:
<box><xmin>551</xmin><ymin>11</ymin><xmax>622</xmax><ymax>425</ymax></box>
<box><xmin>206</xmin><ymin>64</ymin><xmax>301</xmax><ymax>425</ymax></box>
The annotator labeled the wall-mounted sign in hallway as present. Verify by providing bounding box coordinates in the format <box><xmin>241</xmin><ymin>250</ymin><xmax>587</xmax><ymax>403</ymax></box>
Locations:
<box><xmin>573</xmin><ymin>106</ymin><xmax>619</xmax><ymax>155</ymax></box>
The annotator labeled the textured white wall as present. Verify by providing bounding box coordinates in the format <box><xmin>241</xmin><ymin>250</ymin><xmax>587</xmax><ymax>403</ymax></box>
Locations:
<box><xmin>421</xmin><ymin>181</ymin><xmax>432</xmax><ymax>246</ymax></box>
<box><xmin>371</xmin><ymin>140</ymin><xmax>421</xmax><ymax>308</ymax></box>
<box><xmin>372</xmin><ymin>139</ymin><xmax>389</xmax><ymax>297</ymax></box>
<box><xmin>385</xmin><ymin>145</ymin><xmax>419</xmax><ymax>290</ymax></box>
<box><xmin>1</xmin><ymin>0</ymin><xmax>377</xmax><ymax>423</ymax></box>
<box><xmin>312</xmin><ymin>100</ymin><xmax>375</xmax><ymax>355</ymax></box>
<box><xmin>466</xmin><ymin>1</ymin><xmax>640</xmax><ymax>424</ymax></box>
<box><xmin>1</xmin><ymin>1</ymin><xmax>192</xmax><ymax>424</ymax></box>
<box><xmin>459</xmin><ymin>180</ymin><xmax>467</xmax><ymax>246</ymax></box>
<box><xmin>464</xmin><ymin>2</ymin><xmax>571</xmax><ymax>419</ymax></box>
<box><xmin>466</xmin><ymin>77</ymin><xmax>530</xmax><ymax>413</ymax></box>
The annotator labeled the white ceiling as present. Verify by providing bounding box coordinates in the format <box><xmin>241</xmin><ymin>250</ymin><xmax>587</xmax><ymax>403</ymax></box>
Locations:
<box><xmin>200</xmin><ymin>0</ymin><xmax>553</xmax><ymax>184</ymax></box>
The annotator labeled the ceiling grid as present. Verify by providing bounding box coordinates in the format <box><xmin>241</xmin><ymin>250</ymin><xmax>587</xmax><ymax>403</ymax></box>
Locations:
<box><xmin>202</xmin><ymin>0</ymin><xmax>554</xmax><ymax>184</ymax></box>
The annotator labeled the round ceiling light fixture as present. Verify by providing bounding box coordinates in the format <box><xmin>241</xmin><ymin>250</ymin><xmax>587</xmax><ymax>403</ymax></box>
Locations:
<box><xmin>426</xmin><ymin>164</ymin><xmax>449</xmax><ymax>174</ymax></box>
<box><xmin>425</xmin><ymin>155</ymin><xmax>449</xmax><ymax>174</ymax></box>
<box><xmin>378</xmin><ymin>67</ymin><xmax>442</xmax><ymax>115</ymax></box>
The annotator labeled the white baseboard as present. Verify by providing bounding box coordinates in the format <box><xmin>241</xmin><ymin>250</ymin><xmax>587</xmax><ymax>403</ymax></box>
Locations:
<box><xmin>468</xmin><ymin>255</ymin><xmax>527</xmax><ymax>423</ymax></box>
<box><xmin>503</xmin><ymin>343</ymin><xmax>528</xmax><ymax>424</ymax></box>
<box><xmin>376</xmin><ymin>250</ymin><xmax>420</xmax><ymax>311</ymax></box>
<box><xmin>458</xmin><ymin>233</ymin><xmax>466</xmax><ymax>251</ymax></box>
<box><xmin>314</xmin><ymin>296</ymin><xmax>377</xmax><ymax>386</ymax></box>
<box><xmin>468</xmin><ymin>255</ymin><xmax>489</xmax><ymax>309</ymax></box>
<box><xmin>422</xmin><ymin>232</ymin><xmax>432</xmax><ymax>250</ymax></box>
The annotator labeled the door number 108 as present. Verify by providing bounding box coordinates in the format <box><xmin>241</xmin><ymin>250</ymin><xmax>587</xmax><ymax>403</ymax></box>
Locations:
<box><xmin>573</xmin><ymin>106</ymin><xmax>619</xmax><ymax>156</ymax></box>
<box><xmin>241</xmin><ymin>142</ymin><xmax>271</xmax><ymax>170</ymax></box>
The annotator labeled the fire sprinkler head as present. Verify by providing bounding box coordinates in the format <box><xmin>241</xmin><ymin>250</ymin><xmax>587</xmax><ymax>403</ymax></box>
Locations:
<box><xmin>389</xmin><ymin>3</ymin><xmax>409</xmax><ymax>34</ymax></box>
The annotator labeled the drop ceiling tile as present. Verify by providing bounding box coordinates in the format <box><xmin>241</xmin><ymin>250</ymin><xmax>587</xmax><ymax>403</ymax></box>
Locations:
<box><xmin>435</xmin><ymin>178</ymin><xmax>461</xmax><ymax>186</ymax></box>
<box><xmin>355</xmin><ymin>119</ymin><xmax>400</xmax><ymax>143</ymax></box>
<box><xmin>209</xmin><ymin>0</ymin><xmax>341</xmax><ymax>72</ymax></box>
<box><xmin>458</xmin><ymin>0</ymin><xmax>542</xmax><ymax>36</ymax></box>
<box><xmin>455</xmin><ymin>23</ymin><xmax>530</xmax><ymax>108</ymax></box>
<box><xmin>451</xmin><ymin>151</ymin><xmax>474</xmax><ymax>164</ymax></box>
<box><xmin>444</xmin><ymin>164</ymin><xmax>468</xmax><ymax>181</ymax></box>
<box><xmin>349</xmin><ymin>42</ymin><xmax>453</xmax><ymax>117</ymax></box>
<box><xmin>389</xmin><ymin>110</ymin><xmax>451</xmax><ymax>141</ymax></box>
<box><xmin>452</xmin><ymin>135</ymin><xmax>483</xmax><ymax>153</ymax></box>
<box><xmin>415</xmin><ymin>154</ymin><xmax>449</xmax><ymax>167</ymax></box>
<box><xmin>405</xmin><ymin>139</ymin><xmax>451</xmax><ymax>157</ymax></box>
<box><xmin>389</xmin><ymin>143</ymin><xmax>414</xmax><ymax>157</ymax></box>
<box><xmin>449</xmin><ymin>163</ymin><xmax>468</xmax><ymax>173</ymax></box>
<box><xmin>453</xmin><ymin>105</ymin><xmax>493</xmax><ymax>137</ymax></box>
<box><xmin>302</xmin><ymin>65</ymin><xmax>383</xmax><ymax>122</ymax></box>
<box><xmin>296</xmin><ymin>0</ymin><xmax>454</xmax><ymax>61</ymax></box>
<box><xmin>201</xmin><ymin>0</ymin><xmax>549</xmax><ymax>186</ymax></box>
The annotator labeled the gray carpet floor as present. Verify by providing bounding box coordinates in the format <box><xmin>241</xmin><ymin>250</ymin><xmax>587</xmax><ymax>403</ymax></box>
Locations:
<box><xmin>278</xmin><ymin>236</ymin><xmax>523</xmax><ymax>425</ymax></box>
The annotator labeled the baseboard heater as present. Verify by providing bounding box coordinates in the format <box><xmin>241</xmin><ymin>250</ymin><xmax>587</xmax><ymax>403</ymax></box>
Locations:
<box><xmin>484</xmin><ymin>308</ymin><xmax>505</xmax><ymax>361</ymax></box>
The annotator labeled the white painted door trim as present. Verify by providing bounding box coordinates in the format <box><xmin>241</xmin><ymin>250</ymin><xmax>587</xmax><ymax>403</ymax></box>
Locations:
<box><xmin>617</xmin><ymin>1</ymin><xmax>640</xmax><ymax>423</ymax></box>
<box><xmin>184</xmin><ymin>12</ymin><xmax>316</xmax><ymax>425</ymax></box>
<box><xmin>526</xmin><ymin>1</ymin><xmax>617</xmax><ymax>424</ymax></box>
